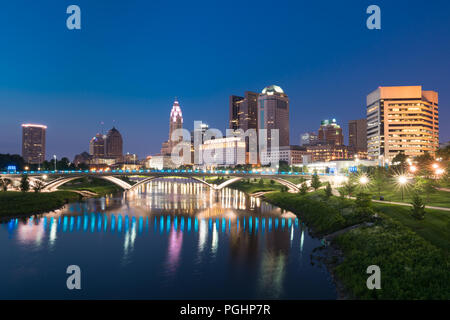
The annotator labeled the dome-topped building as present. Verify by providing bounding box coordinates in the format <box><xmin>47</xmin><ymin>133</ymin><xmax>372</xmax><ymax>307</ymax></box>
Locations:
<box><xmin>261</xmin><ymin>85</ymin><xmax>286</xmax><ymax>96</ymax></box>
<box><xmin>258</xmin><ymin>84</ymin><xmax>290</xmax><ymax>147</ymax></box>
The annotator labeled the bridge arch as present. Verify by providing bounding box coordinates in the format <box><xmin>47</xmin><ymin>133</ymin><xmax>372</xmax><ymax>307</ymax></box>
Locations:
<box><xmin>129</xmin><ymin>176</ymin><xmax>216</xmax><ymax>191</ymax></box>
<box><xmin>42</xmin><ymin>175</ymin><xmax>132</xmax><ymax>192</ymax></box>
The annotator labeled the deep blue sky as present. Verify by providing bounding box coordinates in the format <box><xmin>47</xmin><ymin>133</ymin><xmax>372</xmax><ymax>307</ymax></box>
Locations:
<box><xmin>0</xmin><ymin>0</ymin><xmax>449</xmax><ymax>160</ymax></box>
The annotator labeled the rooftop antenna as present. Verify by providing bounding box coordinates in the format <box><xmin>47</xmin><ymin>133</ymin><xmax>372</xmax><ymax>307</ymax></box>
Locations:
<box><xmin>100</xmin><ymin>121</ymin><xmax>104</xmax><ymax>134</ymax></box>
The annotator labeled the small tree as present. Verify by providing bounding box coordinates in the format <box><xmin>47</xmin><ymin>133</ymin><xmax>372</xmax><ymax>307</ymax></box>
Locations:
<box><xmin>325</xmin><ymin>182</ymin><xmax>332</xmax><ymax>198</ymax></box>
<box><xmin>33</xmin><ymin>180</ymin><xmax>45</xmax><ymax>193</ymax></box>
<box><xmin>343</xmin><ymin>180</ymin><xmax>356</xmax><ymax>198</ymax></box>
<box><xmin>355</xmin><ymin>192</ymin><xmax>372</xmax><ymax>208</ymax></box>
<box><xmin>411</xmin><ymin>193</ymin><xmax>426</xmax><ymax>220</ymax></box>
<box><xmin>311</xmin><ymin>172</ymin><xmax>321</xmax><ymax>190</ymax></box>
<box><xmin>20</xmin><ymin>174</ymin><xmax>30</xmax><ymax>192</ymax></box>
<box><xmin>299</xmin><ymin>182</ymin><xmax>308</xmax><ymax>195</ymax></box>
<box><xmin>0</xmin><ymin>178</ymin><xmax>11</xmax><ymax>192</ymax></box>
<box><xmin>270</xmin><ymin>179</ymin><xmax>275</xmax><ymax>185</ymax></box>
<box><xmin>258</xmin><ymin>178</ymin><xmax>264</xmax><ymax>186</ymax></box>
<box><xmin>371</xmin><ymin>166</ymin><xmax>386</xmax><ymax>199</ymax></box>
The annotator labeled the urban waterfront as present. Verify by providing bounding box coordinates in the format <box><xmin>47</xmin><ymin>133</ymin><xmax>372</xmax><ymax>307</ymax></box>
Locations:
<box><xmin>0</xmin><ymin>179</ymin><xmax>336</xmax><ymax>299</ymax></box>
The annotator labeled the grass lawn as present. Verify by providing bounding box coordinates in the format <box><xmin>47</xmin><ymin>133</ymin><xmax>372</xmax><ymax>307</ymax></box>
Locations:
<box><xmin>229</xmin><ymin>179</ymin><xmax>286</xmax><ymax>194</ymax></box>
<box><xmin>364</xmin><ymin>183</ymin><xmax>450</xmax><ymax>208</ymax></box>
<box><xmin>58</xmin><ymin>177</ymin><xmax>121</xmax><ymax>195</ymax></box>
<box><xmin>373</xmin><ymin>202</ymin><xmax>450</xmax><ymax>251</ymax></box>
<box><xmin>0</xmin><ymin>191</ymin><xmax>80</xmax><ymax>217</ymax></box>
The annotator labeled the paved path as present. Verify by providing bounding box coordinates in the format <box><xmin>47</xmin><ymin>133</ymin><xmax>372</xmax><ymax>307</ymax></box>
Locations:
<box><xmin>331</xmin><ymin>189</ymin><xmax>450</xmax><ymax>212</ymax></box>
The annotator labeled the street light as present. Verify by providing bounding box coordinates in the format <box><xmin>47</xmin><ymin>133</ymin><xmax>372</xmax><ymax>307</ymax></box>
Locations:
<box><xmin>409</xmin><ymin>165</ymin><xmax>417</xmax><ymax>173</ymax></box>
<box><xmin>53</xmin><ymin>155</ymin><xmax>57</xmax><ymax>172</ymax></box>
<box><xmin>397</xmin><ymin>175</ymin><xmax>408</xmax><ymax>201</ymax></box>
<box><xmin>359</xmin><ymin>175</ymin><xmax>369</xmax><ymax>186</ymax></box>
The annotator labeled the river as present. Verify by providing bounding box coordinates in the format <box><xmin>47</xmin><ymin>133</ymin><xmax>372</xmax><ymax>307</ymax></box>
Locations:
<box><xmin>0</xmin><ymin>178</ymin><xmax>336</xmax><ymax>299</ymax></box>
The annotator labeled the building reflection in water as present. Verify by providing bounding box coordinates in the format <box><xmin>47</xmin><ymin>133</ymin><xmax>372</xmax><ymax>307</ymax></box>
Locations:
<box><xmin>3</xmin><ymin>179</ymin><xmax>303</xmax><ymax>289</ymax></box>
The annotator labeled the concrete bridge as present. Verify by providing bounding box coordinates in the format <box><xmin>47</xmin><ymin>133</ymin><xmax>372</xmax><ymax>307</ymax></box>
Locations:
<box><xmin>0</xmin><ymin>169</ymin><xmax>334</xmax><ymax>193</ymax></box>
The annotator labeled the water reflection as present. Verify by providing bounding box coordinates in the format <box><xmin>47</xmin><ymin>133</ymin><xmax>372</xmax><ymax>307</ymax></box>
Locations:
<box><xmin>0</xmin><ymin>179</ymin><xmax>335</xmax><ymax>299</ymax></box>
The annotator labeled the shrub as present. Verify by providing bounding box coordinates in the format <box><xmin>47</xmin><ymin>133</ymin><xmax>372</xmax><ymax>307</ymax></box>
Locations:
<box><xmin>311</xmin><ymin>172</ymin><xmax>321</xmax><ymax>190</ymax></box>
<box><xmin>325</xmin><ymin>182</ymin><xmax>332</xmax><ymax>198</ymax></box>
<box><xmin>20</xmin><ymin>174</ymin><xmax>30</xmax><ymax>192</ymax></box>
<box><xmin>355</xmin><ymin>192</ymin><xmax>372</xmax><ymax>208</ymax></box>
<box><xmin>299</xmin><ymin>182</ymin><xmax>308</xmax><ymax>195</ymax></box>
<box><xmin>411</xmin><ymin>193</ymin><xmax>426</xmax><ymax>220</ymax></box>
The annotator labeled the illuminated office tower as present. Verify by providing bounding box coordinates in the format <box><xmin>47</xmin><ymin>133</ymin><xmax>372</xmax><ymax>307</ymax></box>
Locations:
<box><xmin>318</xmin><ymin>119</ymin><xmax>343</xmax><ymax>146</ymax></box>
<box><xmin>348</xmin><ymin>119</ymin><xmax>367</xmax><ymax>152</ymax></box>
<box><xmin>229</xmin><ymin>91</ymin><xmax>259</xmax><ymax>131</ymax></box>
<box><xmin>89</xmin><ymin>133</ymin><xmax>106</xmax><ymax>157</ymax></box>
<box><xmin>105</xmin><ymin>127</ymin><xmax>123</xmax><ymax>161</ymax></box>
<box><xmin>257</xmin><ymin>85</ymin><xmax>290</xmax><ymax>147</ymax></box>
<box><xmin>367</xmin><ymin>86</ymin><xmax>439</xmax><ymax>161</ymax></box>
<box><xmin>22</xmin><ymin>123</ymin><xmax>46</xmax><ymax>164</ymax></box>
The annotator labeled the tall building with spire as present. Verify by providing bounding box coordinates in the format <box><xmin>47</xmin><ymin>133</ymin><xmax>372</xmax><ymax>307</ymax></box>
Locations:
<box><xmin>161</xmin><ymin>99</ymin><xmax>183</xmax><ymax>155</ymax></box>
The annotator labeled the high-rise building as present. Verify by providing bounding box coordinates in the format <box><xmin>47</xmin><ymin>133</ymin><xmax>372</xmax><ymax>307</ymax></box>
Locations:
<box><xmin>21</xmin><ymin>124</ymin><xmax>46</xmax><ymax>164</ymax></box>
<box><xmin>367</xmin><ymin>86</ymin><xmax>439</xmax><ymax>160</ymax></box>
<box><xmin>300</xmin><ymin>132</ymin><xmax>318</xmax><ymax>146</ymax></box>
<box><xmin>318</xmin><ymin>119</ymin><xmax>343</xmax><ymax>146</ymax></box>
<box><xmin>161</xmin><ymin>99</ymin><xmax>183</xmax><ymax>155</ymax></box>
<box><xmin>105</xmin><ymin>127</ymin><xmax>123</xmax><ymax>160</ymax></box>
<box><xmin>229</xmin><ymin>95</ymin><xmax>243</xmax><ymax>131</ymax></box>
<box><xmin>258</xmin><ymin>85</ymin><xmax>290</xmax><ymax>147</ymax></box>
<box><xmin>229</xmin><ymin>91</ymin><xmax>259</xmax><ymax>131</ymax></box>
<box><xmin>348</xmin><ymin>119</ymin><xmax>367</xmax><ymax>152</ymax></box>
<box><xmin>89</xmin><ymin>133</ymin><xmax>106</xmax><ymax>157</ymax></box>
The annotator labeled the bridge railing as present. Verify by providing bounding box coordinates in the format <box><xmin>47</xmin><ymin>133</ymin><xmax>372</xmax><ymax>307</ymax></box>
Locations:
<box><xmin>1</xmin><ymin>169</ymin><xmax>332</xmax><ymax>176</ymax></box>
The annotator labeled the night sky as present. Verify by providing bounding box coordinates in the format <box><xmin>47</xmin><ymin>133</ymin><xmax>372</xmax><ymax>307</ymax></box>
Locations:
<box><xmin>0</xmin><ymin>0</ymin><xmax>449</xmax><ymax>160</ymax></box>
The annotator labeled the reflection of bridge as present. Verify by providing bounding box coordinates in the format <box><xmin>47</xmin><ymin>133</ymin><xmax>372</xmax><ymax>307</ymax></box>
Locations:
<box><xmin>7</xmin><ymin>213</ymin><xmax>301</xmax><ymax>234</ymax></box>
<box><xmin>1</xmin><ymin>169</ymin><xmax>333</xmax><ymax>193</ymax></box>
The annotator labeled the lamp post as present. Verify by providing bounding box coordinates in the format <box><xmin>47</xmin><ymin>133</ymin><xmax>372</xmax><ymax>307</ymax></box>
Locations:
<box><xmin>398</xmin><ymin>175</ymin><xmax>407</xmax><ymax>201</ymax></box>
<box><xmin>38</xmin><ymin>153</ymin><xmax>42</xmax><ymax>171</ymax></box>
<box><xmin>53</xmin><ymin>155</ymin><xmax>57</xmax><ymax>172</ymax></box>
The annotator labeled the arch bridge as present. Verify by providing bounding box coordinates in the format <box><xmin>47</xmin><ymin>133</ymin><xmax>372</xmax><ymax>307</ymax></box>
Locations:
<box><xmin>0</xmin><ymin>169</ymin><xmax>330</xmax><ymax>193</ymax></box>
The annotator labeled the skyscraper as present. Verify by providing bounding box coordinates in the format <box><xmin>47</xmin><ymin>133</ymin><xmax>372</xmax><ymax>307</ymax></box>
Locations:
<box><xmin>21</xmin><ymin>124</ymin><xmax>46</xmax><ymax>164</ymax></box>
<box><xmin>89</xmin><ymin>133</ymin><xmax>106</xmax><ymax>157</ymax></box>
<box><xmin>105</xmin><ymin>127</ymin><xmax>123</xmax><ymax>160</ymax></box>
<box><xmin>367</xmin><ymin>86</ymin><xmax>439</xmax><ymax>160</ymax></box>
<box><xmin>229</xmin><ymin>91</ymin><xmax>259</xmax><ymax>132</ymax></box>
<box><xmin>318</xmin><ymin>119</ymin><xmax>343</xmax><ymax>146</ymax></box>
<box><xmin>257</xmin><ymin>85</ymin><xmax>289</xmax><ymax>147</ymax></box>
<box><xmin>348</xmin><ymin>119</ymin><xmax>367</xmax><ymax>152</ymax></box>
<box><xmin>161</xmin><ymin>99</ymin><xmax>183</xmax><ymax>155</ymax></box>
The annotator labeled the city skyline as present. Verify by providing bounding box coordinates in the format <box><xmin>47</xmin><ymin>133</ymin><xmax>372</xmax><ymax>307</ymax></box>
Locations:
<box><xmin>1</xmin><ymin>0</ymin><xmax>449</xmax><ymax>160</ymax></box>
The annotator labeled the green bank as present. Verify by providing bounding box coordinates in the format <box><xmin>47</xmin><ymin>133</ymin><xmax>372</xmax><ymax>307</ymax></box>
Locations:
<box><xmin>263</xmin><ymin>191</ymin><xmax>450</xmax><ymax>299</ymax></box>
<box><xmin>0</xmin><ymin>191</ymin><xmax>81</xmax><ymax>217</ymax></box>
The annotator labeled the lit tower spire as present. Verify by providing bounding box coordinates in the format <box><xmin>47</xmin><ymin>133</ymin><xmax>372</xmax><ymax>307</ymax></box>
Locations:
<box><xmin>163</xmin><ymin>98</ymin><xmax>184</xmax><ymax>155</ymax></box>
